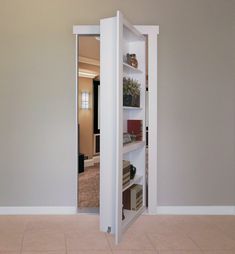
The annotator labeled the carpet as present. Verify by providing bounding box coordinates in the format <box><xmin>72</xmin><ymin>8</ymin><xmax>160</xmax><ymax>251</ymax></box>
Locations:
<box><xmin>78</xmin><ymin>163</ymin><xmax>100</xmax><ymax>208</ymax></box>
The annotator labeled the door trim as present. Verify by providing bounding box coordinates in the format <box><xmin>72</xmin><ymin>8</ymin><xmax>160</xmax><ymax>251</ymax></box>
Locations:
<box><xmin>73</xmin><ymin>24</ymin><xmax>159</xmax><ymax>214</ymax></box>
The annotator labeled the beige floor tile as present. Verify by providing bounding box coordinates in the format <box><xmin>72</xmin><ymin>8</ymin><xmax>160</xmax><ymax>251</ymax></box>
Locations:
<box><xmin>25</xmin><ymin>216</ymin><xmax>67</xmax><ymax>233</ymax></box>
<box><xmin>0</xmin><ymin>232</ymin><xmax>23</xmax><ymax>251</ymax></box>
<box><xmin>218</xmin><ymin>227</ymin><xmax>235</xmax><ymax>241</ymax></box>
<box><xmin>1</xmin><ymin>215</ymin><xmax>235</xmax><ymax>254</ymax></box>
<box><xmin>189</xmin><ymin>231</ymin><xmax>235</xmax><ymax>250</ymax></box>
<box><xmin>22</xmin><ymin>231</ymin><xmax>65</xmax><ymax>251</ymax></box>
<box><xmin>67</xmin><ymin>251</ymin><xmax>112</xmax><ymax>254</ymax></box>
<box><xmin>66</xmin><ymin>232</ymin><xmax>110</xmax><ymax>251</ymax></box>
<box><xmin>112</xmin><ymin>251</ymin><xmax>158</xmax><ymax>254</ymax></box>
<box><xmin>127</xmin><ymin>216</ymin><xmax>182</xmax><ymax>235</ymax></box>
<box><xmin>63</xmin><ymin>215</ymin><xmax>100</xmax><ymax>234</ymax></box>
<box><xmin>148</xmin><ymin>233</ymin><xmax>200</xmax><ymax>251</ymax></box>
<box><xmin>24</xmin><ymin>215</ymin><xmax>100</xmax><ymax>234</ymax></box>
<box><xmin>106</xmin><ymin>232</ymin><xmax>155</xmax><ymax>251</ymax></box>
<box><xmin>0</xmin><ymin>216</ymin><xmax>28</xmax><ymax>233</ymax></box>
<box><xmin>203</xmin><ymin>251</ymin><xmax>235</xmax><ymax>254</ymax></box>
<box><xmin>158</xmin><ymin>251</ymin><xmax>202</xmax><ymax>254</ymax></box>
<box><xmin>169</xmin><ymin>216</ymin><xmax>220</xmax><ymax>235</ymax></box>
<box><xmin>22</xmin><ymin>252</ymin><xmax>66</xmax><ymax>254</ymax></box>
<box><xmin>199</xmin><ymin>216</ymin><xmax>235</xmax><ymax>226</ymax></box>
<box><xmin>196</xmin><ymin>216</ymin><xmax>235</xmax><ymax>241</ymax></box>
<box><xmin>211</xmin><ymin>222</ymin><xmax>235</xmax><ymax>241</ymax></box>
<box><xmin>0</xmin><ymin>252</ymin><xmax>20</xmax><ymax>254</ymax></box>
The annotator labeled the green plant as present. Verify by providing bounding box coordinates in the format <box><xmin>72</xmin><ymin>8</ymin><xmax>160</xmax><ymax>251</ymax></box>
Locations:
<box><xmin>123</xmin><ymin>77</ymin><xmax>140</xmax><ymax>96</ymax></box>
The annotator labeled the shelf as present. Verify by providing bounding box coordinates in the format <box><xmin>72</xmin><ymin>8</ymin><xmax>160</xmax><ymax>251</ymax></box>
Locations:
<box><xmin>123</xmin><ymin>175</ymin><xmax>143</xmax><ymax>192</ymax></box>
<box><xmin>122</xmin><ymin>206</ymin><xmax>145</xmax><ymax>232</ymax></box>
<box><xmin>123</xmin><ymin>106</ymin><xmax>142</xmax><ymax>110</ymax></box>
<box><xmin>123</xmin><ymin>141</ymin><xmax>145</xmax><ymax>154</ymax></box>
<box><xmin>123</xmin><ymin>62</ymin><xmax>142</xmax><ymax>73</ymax></box>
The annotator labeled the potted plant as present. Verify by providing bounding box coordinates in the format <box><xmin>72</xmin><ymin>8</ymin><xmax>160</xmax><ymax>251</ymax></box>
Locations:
<box><xmin>123</xmin><ymin>77</ymin><xmax>140</xmax><ymax>107</ymax></box>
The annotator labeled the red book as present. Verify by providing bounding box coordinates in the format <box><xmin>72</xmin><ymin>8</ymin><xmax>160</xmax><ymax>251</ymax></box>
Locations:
<box><xmin>127</xmin><ymin>120</ymin><xmax>142</xmax><ymax>141</ymax></box>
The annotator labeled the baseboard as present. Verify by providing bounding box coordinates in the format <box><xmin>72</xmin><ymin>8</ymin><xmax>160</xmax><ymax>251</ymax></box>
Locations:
<box><xmin>84</xmin><ymin>159</ymin><xmax>94</xmax><ymax>167</ymax></box>
<box><xmin>0</xmin><ymin>206</ymin><xmax>77</xmax><ymax>215</ymax></box>
<box><xmin>156</xmin><ymin>206</ymin><xmax>235</xmax><ymax>215</ymax></box>
<box><xmin>1</xmin><ymin>206</ymin><xmax>234</xmax><ymax>216</ymax></box>
<box><xmin>84</xmin><ymin>156</ymin><xmax>100</xmax><ymax>168</ymax></box>
<box><xmin>93</xmin><ymin>155</ymin><xmax>100</xmax><ymax>164</ymax></box>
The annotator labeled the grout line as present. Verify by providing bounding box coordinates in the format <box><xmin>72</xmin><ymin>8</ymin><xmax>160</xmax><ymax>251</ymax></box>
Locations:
<box><xmin>210</xmin><ymin>219</ymin><xmax>235</xmax><ymax>242</ymax></box>
<box><xmin>19</xmin><ymin>218</ymin><xmax>28</xmax><ymax>254</ymax></box>
<box><xmin>104</xmin><ymin>231</ymin><xmax>113</xmax><ymax>252</ymax></box>
<box><xmin>175</xmin><ymin>218</ymin><xmax>205</xmax><ymax>252</ymax></box>
<box><xmin>64</xmin><ymin>232</ymin><xmax>68</xmax><ymax>254</ymax></box>
<box><xmin>145</xmin><ymin>232</ymin><xmax>158</xmax><ymax>251</ymax></box>
<box><xmin>19</xmin><ymin>234</ymin><xmax>25</xmax><ymax>254</ymax></box>
<box><xmin>187</xmin><ymin>233</ymin><xmax>204</xmax><ymax>252</ymax></box>
<box><xmin>195</xmin><ymin>216</ymin><xmax>235</xmax><ymax>247</ymax></box>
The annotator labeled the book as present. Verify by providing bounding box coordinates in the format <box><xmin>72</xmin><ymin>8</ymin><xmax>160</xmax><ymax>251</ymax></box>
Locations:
<box><xmin>127</xmin><ymin>120</ymin><xmax>142</xmax><ymax>141</ymax></box>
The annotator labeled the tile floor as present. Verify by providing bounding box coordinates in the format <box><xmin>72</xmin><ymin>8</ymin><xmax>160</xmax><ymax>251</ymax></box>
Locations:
<box><xmin>0</xmin><ymin>214</ymin><xmax>235</xmax><ymax>253</ymax></box>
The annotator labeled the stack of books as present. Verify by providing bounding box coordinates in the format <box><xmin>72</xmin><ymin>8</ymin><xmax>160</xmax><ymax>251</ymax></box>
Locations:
<box><xmin>123</xmin><ymin>160</ymin><xmax>131</xmax><ymax>189</ymax></box>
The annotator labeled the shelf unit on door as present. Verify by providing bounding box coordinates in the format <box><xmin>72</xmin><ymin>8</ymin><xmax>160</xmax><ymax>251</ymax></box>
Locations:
<box><xmin>74</xmin><ymin>10</ymin><xmax>159</xmax><ymax>245</ymax></box>
<box><xmin>119</xmin><ymin>14</ymin><xmax>146</xmax><ymax>234</ymax></box>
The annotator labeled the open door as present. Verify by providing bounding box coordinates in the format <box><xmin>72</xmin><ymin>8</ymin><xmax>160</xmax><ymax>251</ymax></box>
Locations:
<box><xmin>100</xmin><ymin>11</ymin><xmax>146</xmax><ymax>244</ymax></box>
<box><xmin>73</xmin><ymin>11</ymin><xmax>159</xmax><ymax>244</ymax></box>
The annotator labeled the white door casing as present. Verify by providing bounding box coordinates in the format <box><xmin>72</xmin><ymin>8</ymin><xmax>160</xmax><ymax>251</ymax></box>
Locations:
<box><xmin>73</xmin><ymin>13</ymin><xmax>159</xmax><ymax>243</ymax></box>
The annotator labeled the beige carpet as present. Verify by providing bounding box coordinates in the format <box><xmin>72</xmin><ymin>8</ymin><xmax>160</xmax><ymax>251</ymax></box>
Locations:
<box><xmin>78</xmin><ymin>163</ymin><xmax>100</xmax><ymax>208</ymax></box>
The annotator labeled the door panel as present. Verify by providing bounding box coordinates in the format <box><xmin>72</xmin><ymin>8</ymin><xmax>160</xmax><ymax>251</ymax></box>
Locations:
<box><xmin>100</xmin><ymin>11</ymin><xmax>146</xmax><ymax>243</ymax></box>
<box><xmin>100</xmin><ymin>16</ymin><xmax>117</xmax><ymax>234</ymax></box>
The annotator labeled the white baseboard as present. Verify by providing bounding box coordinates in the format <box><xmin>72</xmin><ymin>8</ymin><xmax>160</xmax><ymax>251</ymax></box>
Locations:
<box><xmin>156</xmin><ymin>206</ymin><xmax>235</xmax><ymax>215</ymax></box>
<box><xmin>84</xmin><ymin>159</ymin><xmax>94</xmax><ymax>168</ymax></box>
<box><xmin>0</xmin><ymin>206</ymin><xmax>77</xmax><ymax>215</ymax></box>
<box><xmin>84</xmin><ymin>156</ymin><xmax>100</xmax><ymax>168</ymax></box>
<box><xmin>93</xmin><ymin>155</ymin><xmax>100</xmax><ymax>164</ymax></box>
<box><xmin>1</xmin><ymin>206</ymin><xmax>234</xmax><ymax>216</ymax></box>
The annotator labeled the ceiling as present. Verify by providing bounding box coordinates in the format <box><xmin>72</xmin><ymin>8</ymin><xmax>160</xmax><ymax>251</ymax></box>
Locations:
<box><xmin>79</xmin><ymin>36</ymin><xmax>100</xmax><ymax>60</ymax></box>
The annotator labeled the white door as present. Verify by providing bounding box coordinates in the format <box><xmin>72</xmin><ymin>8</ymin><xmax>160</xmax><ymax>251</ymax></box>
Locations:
<box><xmin>100</xmin><ymin>11</ymin><xmax>147</xmax><ymax>244</ymax></box>
<box><xmin>73</xmin><ymin>11</ymin><xmax>159</xmax><ymax>244</ymax></box>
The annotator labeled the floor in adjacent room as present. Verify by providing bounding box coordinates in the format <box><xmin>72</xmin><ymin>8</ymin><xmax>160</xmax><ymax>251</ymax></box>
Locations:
<box><xmin>78</xmin><ymin>163</ymin><xmax>99</xmax><ymax>208</ymax></box>
<box><xmin>1</xmin><ymin>215</ymin><xmax>235</xmax><ymax>253</ymax></box>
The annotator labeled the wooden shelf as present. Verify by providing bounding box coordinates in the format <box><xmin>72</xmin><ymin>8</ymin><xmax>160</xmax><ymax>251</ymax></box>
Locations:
<box><xmin>123</xmin><ymin>62</ymin><xmax>142</xmax><ymax>73</ymax></box>
<box><xmin>123</xmin><ymin>106</ymin><xmax>142</xmax><ymax>110</ymax></box>
<box><xmin>123</xmin><ymin>175</ymin><xmax>143</xmax><ymax>192</ymax></box>
<box><xmin>123</xmin><ymin>141</ymin><xmax>145</xmax><ymax>154</ymax></box>
<box><xmin>122</xmin><ymin>206</ymin><xmax>145</xmax><ymax>232</ymax></box>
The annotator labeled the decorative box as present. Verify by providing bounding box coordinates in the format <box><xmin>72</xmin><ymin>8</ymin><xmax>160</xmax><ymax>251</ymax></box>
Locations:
<box><xmin>123</xmin><ymin>184</ymin><xmax>143</xmax><ymax>211</ymax></box>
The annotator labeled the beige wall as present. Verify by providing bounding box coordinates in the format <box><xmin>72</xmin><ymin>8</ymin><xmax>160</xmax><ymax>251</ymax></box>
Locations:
<box><xmin>78</xmin><ymin>77</ymin><xmax>93</xmax><ymax>159</ymax></box>
<box><xmin>0</xmin><ymin>0</ymin><xmax>234</xmax><ymax>206</ymax></box>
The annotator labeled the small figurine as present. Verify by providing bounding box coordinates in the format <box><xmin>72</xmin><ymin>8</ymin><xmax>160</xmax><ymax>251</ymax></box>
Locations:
<box><xmin>126</xmin><ymin>53</ymin><xmax>138</xmax><ymax>68</ymax></box>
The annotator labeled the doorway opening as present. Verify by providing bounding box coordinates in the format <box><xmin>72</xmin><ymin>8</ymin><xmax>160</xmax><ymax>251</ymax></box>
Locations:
<box><xmin>76</xmin><ymin>35</ymin><xmax>151</xmax><ymax>215</ymax></box>
<box><xmin>77</xmin><ymin>36</ymin><xmax>100</xmax><ymax>214</ymax></box>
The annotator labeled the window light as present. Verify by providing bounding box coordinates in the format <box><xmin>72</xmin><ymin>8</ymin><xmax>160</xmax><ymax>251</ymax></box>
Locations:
<box><xmin>81</xmin><ymin>91</ymin><xmax>90</xmax><ymax>109</ymax></box>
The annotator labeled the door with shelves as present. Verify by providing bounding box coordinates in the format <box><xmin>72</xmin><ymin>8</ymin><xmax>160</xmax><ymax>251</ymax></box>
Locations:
<box><xmin>73</xmin><ymin>10</ymin><xmax>159</xmax><ymax>244</ymax></box>
<box><xmin>100</xmin><ymin>11</ymin><xmax>146</xmax><ymax>243</ymax></box>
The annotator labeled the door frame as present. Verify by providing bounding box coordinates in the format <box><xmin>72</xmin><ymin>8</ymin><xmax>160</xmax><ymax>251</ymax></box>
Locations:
<box><xmin>73</xmin><ymin>25</ymin><xmax>159</xmax><ymax>214</ymax></box>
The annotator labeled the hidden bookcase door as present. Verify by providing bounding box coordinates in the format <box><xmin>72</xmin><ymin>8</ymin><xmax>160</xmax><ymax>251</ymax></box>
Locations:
<box><xmin>73</xmin><ymin>10</ymin><xmax>159</xmax><ymax>244</ymax></box>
